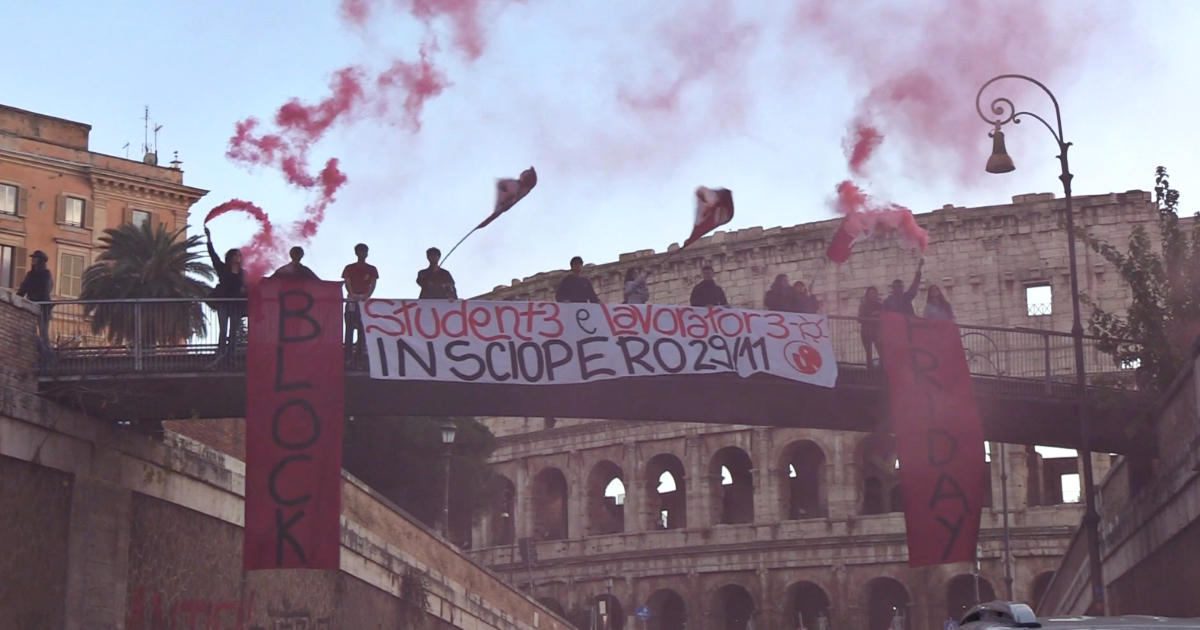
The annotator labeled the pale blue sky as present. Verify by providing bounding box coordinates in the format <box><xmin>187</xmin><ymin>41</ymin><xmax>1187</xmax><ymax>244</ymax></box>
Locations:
<box><xmin>5</xmin><ymin>0</ymin><xmax>1198</xmax><ymax>299</ymax></box>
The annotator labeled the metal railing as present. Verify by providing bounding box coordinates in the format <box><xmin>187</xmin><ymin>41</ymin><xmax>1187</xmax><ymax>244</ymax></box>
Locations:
<box><xmin>30</xmin><ymin>299</ymin><xmax>1140</xmax><ymax>393</ymax></box>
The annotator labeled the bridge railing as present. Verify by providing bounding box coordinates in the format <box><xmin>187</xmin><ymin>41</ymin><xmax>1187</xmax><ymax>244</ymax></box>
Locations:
<box><xmin>32</xmin><ymin>299</ymin><xmax>1139</xmax><ymax>390</ymax></box>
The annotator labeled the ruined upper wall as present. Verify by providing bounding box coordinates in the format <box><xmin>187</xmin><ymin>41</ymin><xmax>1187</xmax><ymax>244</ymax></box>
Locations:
<box><xmin>479</xmin><ymin>190</ymin><xmax>1156</xmax><ymax>333</ymax></box>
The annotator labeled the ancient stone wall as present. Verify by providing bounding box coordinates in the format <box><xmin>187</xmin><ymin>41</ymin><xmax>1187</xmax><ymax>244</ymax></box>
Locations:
<box><xmin>467</xmin><ymin>193</ymin><xmax>1147</xmax><ymax>628</ymax></box>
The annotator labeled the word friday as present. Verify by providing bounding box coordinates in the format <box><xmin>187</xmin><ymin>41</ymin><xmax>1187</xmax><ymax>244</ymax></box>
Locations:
<box><xmin>362</xmin><ymin>300</ymin><xmax>838</xmax><ymax>387</ymax></box>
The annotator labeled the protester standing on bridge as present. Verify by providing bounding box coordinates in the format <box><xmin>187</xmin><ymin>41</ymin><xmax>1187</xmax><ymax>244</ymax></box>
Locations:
<box><xmin>555</xmin><ymin>256</ymin><xmax>600</xmax><ymax>303</ymax></box>
<box><xmin>16</xmin><ymin>250</ymin><xmax>54</xmax><ymax>354</ymax></box>
<box><xmin>859</xmin><ymin>286</ymin><xmax>883</xmax><ymax>374</ymax></box>
<box><xmin>882</xmin><ymin>258</ymin><xmax>924</xmax><ymax>316</ymax></box>
<box><xmin>765</xmin><ymin>274</ymin><xmax>798</xmax><ymax>312</ymax></box>
<box><xmin>793</xmin><ymin>280</ymin><xmax>820</xmax><ymax>314</ymax></box>
<box><xmin>417</xmin><ymin>247</ymin><xmax>457</xmax><ymax>299</ymax></box>
<box><xmin>271</xmin><ymin>246</ymin><xmax>320</xmax><ymax>280</ymax></box>
<box><xmin>623</xmin><ymin>267</ymin><xmax>649</xmax><ymax>304</ymax></box>
<box><xmin>204</xmin><ymin>227</ymin><xmax>246</xmax><ymax>360</ymax></box>
<box><xmin>922</xmin><ymin>285</ymin><xmax>955</xmax><ymax>321</ymax></box>
<box><xmin>342</xmin><ymin>243</ymin><xmax>378</xmax><ymax>359</ymax></box>
<box><xmin>690</xmin><ymin>265</ymin><xmax>729</xmax><ymax>307</ymax></box>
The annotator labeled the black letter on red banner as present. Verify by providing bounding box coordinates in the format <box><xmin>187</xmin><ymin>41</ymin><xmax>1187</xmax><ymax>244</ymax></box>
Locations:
<box><xmin>244</xmin><ymin>279</ymin><xmax>345</xmax><ymax>571</ymax></box>
<box><xmin>877</xmin><ymin>312</ymin><xmax>985</xmax><ymax>567</ymax></box>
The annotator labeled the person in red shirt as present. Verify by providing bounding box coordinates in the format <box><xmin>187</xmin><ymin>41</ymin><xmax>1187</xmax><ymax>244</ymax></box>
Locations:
<box><xmin>342</xmin><ymin>243</ymin><xmax>379</xmax><ymax>360</ymax></box>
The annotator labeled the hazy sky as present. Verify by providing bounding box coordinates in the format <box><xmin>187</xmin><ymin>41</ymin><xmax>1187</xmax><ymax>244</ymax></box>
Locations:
<box><xmin>6</xmin><ymin>0</ymin><xmax>1198</xmax><ymax>299</ymax></box>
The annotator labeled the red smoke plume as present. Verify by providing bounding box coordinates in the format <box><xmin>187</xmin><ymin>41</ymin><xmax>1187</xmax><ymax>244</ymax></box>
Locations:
<box><xmin>205</xmin><ymin>39</ymin><xmax>448</xmax><ymax>278</ymax></box>
<box><xmin>340</xmin><ymin>0</ymin><xmax>528</xmax><ymax>60</ymax></box>
<box><xmin>796</xmin><ymin>0</ymin><xmax>1095</xmax><ymax>182</ymax></box>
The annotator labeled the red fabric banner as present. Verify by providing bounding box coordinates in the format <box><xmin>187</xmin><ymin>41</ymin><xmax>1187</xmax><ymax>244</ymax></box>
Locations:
<box><xmin>877</xmin><ymin>312</ymin><xmax>986</xmax><ymax>567</ymax></box>
<box><xmin>244</xmin><ymin>279</ymin><xmax>345</xmax><ymax>571</ymax></box>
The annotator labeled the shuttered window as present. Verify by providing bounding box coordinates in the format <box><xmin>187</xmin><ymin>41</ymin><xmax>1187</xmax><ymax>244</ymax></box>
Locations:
<box><xmin>59</xmin><ymin>253</ymin><xmax>85</xmax><ymax>298</ymax></box>
<box><xmin>0</xmin><ymin>184</ymin><xmax>15</xmax><ymax>215</ymax></box>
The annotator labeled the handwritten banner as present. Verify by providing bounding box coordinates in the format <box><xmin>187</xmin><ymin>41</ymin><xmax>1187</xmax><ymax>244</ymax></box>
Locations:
<box><xmin>362</xmin><ymin>300</ymin><xmax>837</xmax><ymax>388</ymax></box>
<box><xmin>877</xmin><ymin>312</ymin><xmax>986</xmax><ymax>567</ymax></box>
<box><xmin>244</xmin><ymin>279</ymin><xmax>345</xmax><ymax>571</ymax></box>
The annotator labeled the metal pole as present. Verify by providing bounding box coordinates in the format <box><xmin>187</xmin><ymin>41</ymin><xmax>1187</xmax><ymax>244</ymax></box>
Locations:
<box><xmin>977</xmin><ymin>74</ymin><xmax>1106</xmax><ymax>614</ymax></box>
<box><xmin>134</xmin><ymin>301</ymin><xmax>144</xmax><ymax>371</ymax></box>
<box><xmin>1000</xmin><ymin>443</ymin><xmax>1014</xmax><ymax>600</ymax></box>
<box><xmin>1043</xmin><ymin>334</ymin><xmax>1052</xmax><ymax>394</ymax></box>
<box><xmin>443</xmin><ymin>448</ymin><xmax>452</xmax><ymax>540</ymax></box>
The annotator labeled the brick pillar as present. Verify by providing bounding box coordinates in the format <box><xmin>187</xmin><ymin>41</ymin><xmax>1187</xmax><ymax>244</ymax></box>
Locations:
<box><xmin>624</xmin><ymin>441</ymin><xmax>643</xmax><ymax>535</ymax></box>
<box><xmin>517</xmin><ymin>459</ymin><xmax>532</xmax><ymax>540</ymax></box>
<box><xmin>568</xmin><ymin>452</ymin><xmax>585</xmax><ymax>540</ymax></box>
<box><xmin>0</xmin><ymin>291</ymin><xmax>41</xmax><ymax>390</ymax></box>
<box><xmin>752</xmin><ymin>428</ymin><xmax>775</xmax><ymax>525</ymax></box>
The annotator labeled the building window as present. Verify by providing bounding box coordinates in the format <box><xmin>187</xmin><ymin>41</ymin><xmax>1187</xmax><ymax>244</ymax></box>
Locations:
<box><xmin>0</xmin><ymin>245</ymin><xmax>15</xmax><ymax>288</ymax></box>
<box><xmin>59</xmin><ymin>253</ymin><xmax>85</xmax><ymax>298</ymax></box>
<box><xmin>131</xmin><ymin>209</ymin><xmax>151</xmax><ymax>228</ymax></box>
<box><xmin>64</xmin><ymin>198</ymin><xmax>85</xmax><ymax>227</ymax></box>
<box><xmin>1026</xmin><ymin>284</ymin><xmax>1052</xmax><ymax>316</ymax></box>
<box><xmin>0</xmin><ymin>184</ymin><xmax>16</xmax><ymax>215</ymax></box>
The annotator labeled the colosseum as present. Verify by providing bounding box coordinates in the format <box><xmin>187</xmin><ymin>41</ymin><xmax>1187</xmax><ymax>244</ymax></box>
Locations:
<box><xmin>464</xmin><ymin>189</ymin><xmax>1157</xmax><ymax>630</ymax></box>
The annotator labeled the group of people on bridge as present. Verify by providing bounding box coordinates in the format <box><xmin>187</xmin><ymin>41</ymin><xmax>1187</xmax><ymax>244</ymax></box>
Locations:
<box><xmin>11</xmin><ymin>229</ymin><xmax>955</xmax><ymax>371</ymax></box>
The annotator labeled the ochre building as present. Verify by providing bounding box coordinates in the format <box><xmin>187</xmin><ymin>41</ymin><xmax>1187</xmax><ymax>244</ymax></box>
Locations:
<box><xmin>0</xmin><ymin>104</ymin><xmax>207</xmax><ymax>301</ymax></box>
<box><xmin>467</xmin><ymin>190</ymin><xmax>1156</xmax><ymax>630</ymax></box>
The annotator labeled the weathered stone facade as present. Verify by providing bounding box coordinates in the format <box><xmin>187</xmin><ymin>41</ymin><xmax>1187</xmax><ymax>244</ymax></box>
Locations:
<box><xmin>468</xmin><ymin>191</ymin><xmax>1149</xmax><ymax>630</ymax></box>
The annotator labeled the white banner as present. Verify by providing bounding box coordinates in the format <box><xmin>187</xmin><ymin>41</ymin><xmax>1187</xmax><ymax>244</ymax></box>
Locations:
<box><xmin>361</xmin><ymin>300</ymin><xmax>837</xmax><ymax>388</ymax></box>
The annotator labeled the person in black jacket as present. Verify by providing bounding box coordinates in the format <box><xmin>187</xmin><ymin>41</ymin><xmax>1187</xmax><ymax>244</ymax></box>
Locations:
<box><xmin>793</xmin><ymin>280</ymin><xmax>820</xmax><ymax>314</ymax></box>
<box><xmin>17</xmin><ymin>250</ymin><xmax>54</xmax><ymax>352</ymax></box>
<box><xmin>690</xmin><ymin>265</ymin><xmax>729</xmax><ymax>307</ymax></box>
<box><xmin>764</xmin><ymin>274</ymin><xmax>798</xmax><ymax>312</ymax></box>
<box><xmin>270</xmin><ymin>246</ymin><xmax>320</xmax><ymax>279</ymax></box>
<box><xmin>204</xmin><ymin>227</ymin><xmax>247</xmax><ymax>357</ymax></box>
<box><xmin>555</xmin><ymin>256</ymin><xmax>600</xmax><ymax>303</ymax></box>
<box><xmin>417</xmin><ymin>247</ymin><xmax>457</xmax><ymax>299</ymax></box>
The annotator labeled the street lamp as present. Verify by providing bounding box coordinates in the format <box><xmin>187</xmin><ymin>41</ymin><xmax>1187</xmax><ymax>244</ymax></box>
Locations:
<box><xmin>440</xmin><ymin>419</ymin><xmax>458</xmax><ymax>540</ymax></box>
<box><xmin>976</xmin><ymin>74</ymin><xmax>1105</xmax><ymax>614</ymax></box>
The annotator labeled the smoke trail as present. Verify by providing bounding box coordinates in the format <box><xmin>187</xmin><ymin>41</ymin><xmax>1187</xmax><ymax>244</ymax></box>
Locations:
<box><xmin>340</xmin><ymin>0</ymin><xmax>530</xmax><ymax>60</ymax></box>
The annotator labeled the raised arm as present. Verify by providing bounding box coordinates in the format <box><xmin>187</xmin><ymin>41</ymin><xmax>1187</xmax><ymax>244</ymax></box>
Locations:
<box><xmin>204</xmin><ymin>228</ymin><xmax>226</xmax><ymax>274</ymax></box>
<box><xmin>905</xmin><ymin>259</ymin><xmax>925</xmax><ymax>299</ymax></box>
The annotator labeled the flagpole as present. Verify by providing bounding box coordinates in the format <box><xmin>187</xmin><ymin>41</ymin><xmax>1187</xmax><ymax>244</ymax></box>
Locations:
<box><xmin>440</xmin><ymin>227</ymin><xmax>478</xmax><ymax>267</ymax></box>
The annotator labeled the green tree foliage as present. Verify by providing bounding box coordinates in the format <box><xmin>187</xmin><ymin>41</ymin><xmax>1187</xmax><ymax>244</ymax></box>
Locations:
<box><xmin>81</xmin><ymin>222</ymin><xmax>215</xmax><ymax>345</ymax></box>
<box><xmin>343</xmin><ymin>416</ymin><xmax>498</xmax><ymax>544</ymax></box>
<box><xmin>1081</xmin><ymin>167</ymin><xmax>1200</xmax><ymax>393</ymax></box>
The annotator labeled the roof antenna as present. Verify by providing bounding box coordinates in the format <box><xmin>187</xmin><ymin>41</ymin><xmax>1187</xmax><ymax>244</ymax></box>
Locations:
<box><xmin>122</xmin><ymin>143</ymin><xmax>130</xmax><ymax>159</ymax></box>
<box><xmin>141</xmin><ymin>106</ymin><xmax>159</xmax><ymax>165</ymax></box>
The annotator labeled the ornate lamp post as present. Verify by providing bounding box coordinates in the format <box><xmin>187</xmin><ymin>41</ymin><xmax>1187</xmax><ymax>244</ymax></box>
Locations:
<box><xmin>976</xmin><ymin>74</ymin><xmax>1104</xmax><ymax>613</ymax></box>
<box><xmin>440</xmin><ymin>419</ymin><xmax>458</xmax><ymax>540</ymax></box>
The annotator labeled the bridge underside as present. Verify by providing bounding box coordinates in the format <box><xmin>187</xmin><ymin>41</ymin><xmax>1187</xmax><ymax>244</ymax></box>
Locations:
<box><xmin>38</xmin><ymin>365</ymin><xmax>1143</xmax><ymax>454</ymax></box>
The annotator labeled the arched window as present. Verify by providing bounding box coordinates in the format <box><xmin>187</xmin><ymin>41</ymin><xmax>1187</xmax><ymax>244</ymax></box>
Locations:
<box><xmin>712</xmin><ymin>585</ymin><xmax>756</xmax><ymax>630</ymax></box>
<box><xmin>785</xmin><ymin>582</ymin><xmax>830</xmax><ymax>630</ymax></box>
<box><xmin>946</xmin><ymin>574</ymin><xmax>996</xmax><ymax>622</ymax></box>
<box><xmin>859</xmin><ymin>434</ymin><xmax>901</xmax><ymax>515</ymax></box>
<box><xmin>646</xmin><ymin>589</ymin><xmax>687</xmax><ymax>630</ymax></box>
<box><xmin>781</xmin><ymin>441</ymin><xmax>827</xmax><ymax>519</ymax></box>
<box><xmin>587</xmin><ymin>461</ymin><xmax>626</xmax><ymax>536</ymax></box>
<box><xmin>590</xmin><ymin>594</ymin><xmax>625</xmax><ymax>630</ymax></box>
<box><xmin>532</xmin><ymin>467</ymin><xmax>569</xmax><ymax>540</ymax></box>
<box><xmin>645</xmin><ymin>454</ymin><xmax>687</xmax><ymax>530</ymax></box>
<box><xmin>711</xmin><ymin>447</ymin><xmax>755</xmax><ymax>524</ymax></box>
<box><xmin>866</xmin><ymin>578</ymin><xmax>910</xmax><ymax>630</ymax></box>
<box><xmin>490</xmin><ymin>475</ymin><xmax>516</xmax><ymax>546</ymax></box>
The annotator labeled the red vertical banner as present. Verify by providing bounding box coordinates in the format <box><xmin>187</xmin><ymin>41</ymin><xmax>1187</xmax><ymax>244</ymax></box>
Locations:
<box><xmin>877</xmin><ymin>312</ymin><xmax>986</xmax><ymax>567</ymax></box>
<box><xmin>244</xmin><ymin>279</ymin><xmax>345</xmax><ymax>571</ymax></box>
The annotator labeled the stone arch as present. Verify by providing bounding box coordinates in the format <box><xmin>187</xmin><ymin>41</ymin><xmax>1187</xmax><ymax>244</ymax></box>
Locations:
<box><xmin>532</xmin><ymin>467</ymin><xmax>569</xmax><ymax>540</ymax></box>
<box><xmin>587</xmin><ymin>460</ymin><xmax>626</xmax><ymax>536</ymax></box>
<box><xmin>645</xmin><ymin>588</ymin><xmax>687</xmax><ymax>630</ymax></box>
<box><xmin>946</xmin><ymin>574</ymin><xmax>996</xmax><ymax>622</ymax></box>
<box><xmin>779</xmin><ymin>440</ymin><xmax>828</xmax><ymax>520</ymax></box>
<box><xmin>858</xmin><ymin>434</ymin><xmax>901</xmax><ymax>515</ymax></box>
<box><xmin>490</xmin><ymin>475</ymin><xmax>516</xmax><ymax>546</ymax></box>
<box><xmin>711</xmin><ymin>584</ymin><xmax>756</xmax><ymax>630</ymax></box>
<box><xmin>1029</xmin><ymin>571</ymin><xmax>1055</xmax><ymax>612</ymax></box>
<box><xmin>710</xmin><ymin>446</ymin><xmax>755</xmax><ymax>525</ymax></box>
<box><xmin>784</xmin><ymin>581</ymin><xmax>831</xmax><ymax>630</ymax></box>
<box><xmin>866</xmin><ymin>577</ymin><xmax>910</xmax><ymax>630</ymax></box>
<box><xmin>645</xmin><ymin>453</ymin><xmax>687</xmax><ymax>530</ymax></box>
<box><xmin>588</xmin><ymin>594</ymin><xmax>626</xmax><ymax>630</ymax></box>
<box><xmin>539</xmin><ymin>597</ymin><xmax>567</xmax><ymax>619</ymax></box>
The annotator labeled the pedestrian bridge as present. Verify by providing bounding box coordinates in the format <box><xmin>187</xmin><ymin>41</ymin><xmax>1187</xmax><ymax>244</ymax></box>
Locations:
<box><xmin>34</xmin><ymin>299</ymin><xmax>1148</xmax><ymax>454</ymax></box>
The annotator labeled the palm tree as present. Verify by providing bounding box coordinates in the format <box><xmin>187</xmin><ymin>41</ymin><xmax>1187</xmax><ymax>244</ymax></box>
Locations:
<box><xmin>81</xmin><ymin>222</ymin><xmax>215</xmax><ymax>347</ymax></box>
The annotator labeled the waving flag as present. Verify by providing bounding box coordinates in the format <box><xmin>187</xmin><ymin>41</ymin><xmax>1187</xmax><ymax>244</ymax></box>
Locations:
<box><xmin>826</xmin><ymin>181</ymin><xmax>927</xmax><ymax>264</ymax></box>
<box><xmin>478</xmin><ymin>167</ymin><xmax>538</xmax><ymax>229</ymax></box>
<box><xmin>683</xmin><ymin>187</ymin><xmax>735</xmax><ymax>248</ymax></box>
